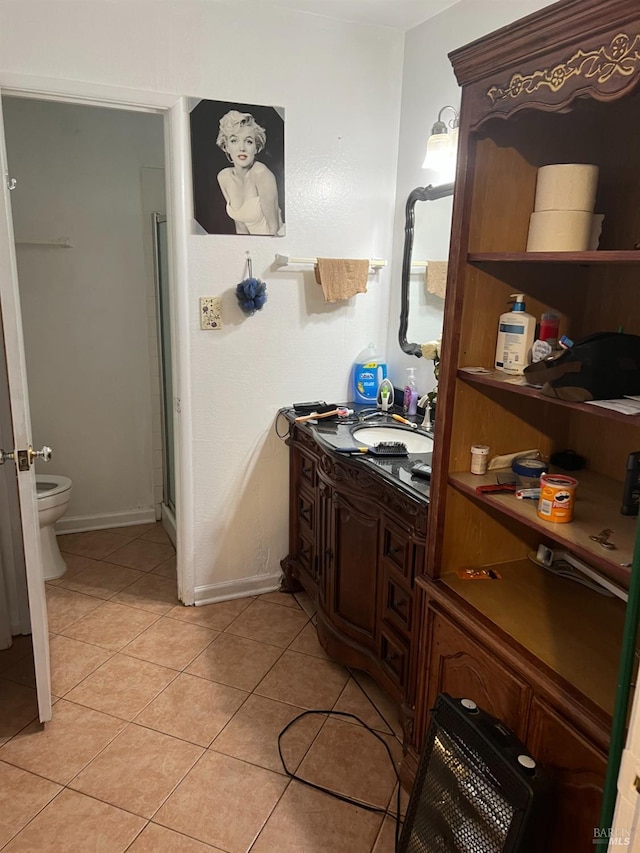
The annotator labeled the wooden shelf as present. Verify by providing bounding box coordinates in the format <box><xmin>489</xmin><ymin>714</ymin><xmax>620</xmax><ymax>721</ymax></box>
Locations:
<box><xmin>449</xmin><ymin>468</ymin><xmax>637</xmax><ymax>585</ymax></box>
<box><xmin>440</xmin><ymin>558</ymin><xmax>626</xmax><ymax>716</ymax></box>
<box><xmin>468</xmin><ymin>251</ymin><xmax>640</xmax><ymax>265</ymax></box>
<box><xmin>458</xmin><ymin>368</ymin><xmax>640</xmax><ymax>426</ymax></box>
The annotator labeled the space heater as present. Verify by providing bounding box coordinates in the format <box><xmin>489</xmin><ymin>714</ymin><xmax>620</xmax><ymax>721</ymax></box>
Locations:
<box><xmin>398</xmin><ymin>694</ymin><xmax>547</xmax><ymax>853</ymax></box>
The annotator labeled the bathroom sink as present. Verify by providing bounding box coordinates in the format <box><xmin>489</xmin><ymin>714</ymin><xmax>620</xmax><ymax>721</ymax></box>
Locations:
<box><xmin>351</xmin><ymin>425</ymin><xmax>433</xmax><ymax>454</ymax></box>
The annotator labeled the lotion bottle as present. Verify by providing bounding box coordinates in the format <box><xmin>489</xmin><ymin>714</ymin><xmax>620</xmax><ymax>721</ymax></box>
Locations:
<box><xmin>494</xmin><ymin>294</ymin><xmax>536</xmax><ymax>375</ymax></box>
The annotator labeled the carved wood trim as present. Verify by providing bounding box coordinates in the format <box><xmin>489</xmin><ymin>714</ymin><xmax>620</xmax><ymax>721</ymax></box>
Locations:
<box><xmin>318</xmin><ymin>453</ymin><xmax>428</xmax><ymax>538</ymax></box>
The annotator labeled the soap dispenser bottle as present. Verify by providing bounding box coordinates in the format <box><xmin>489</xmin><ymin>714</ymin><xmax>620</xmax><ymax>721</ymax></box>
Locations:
<box><xmin>494</xmin><ymin>293</ymin><xmax>536</xmax><ymax>375</ymax></box>
<box><xmin>403</xmin><ymin>368</ymin><xmax>418</xmax><ymax>415</ymax></box>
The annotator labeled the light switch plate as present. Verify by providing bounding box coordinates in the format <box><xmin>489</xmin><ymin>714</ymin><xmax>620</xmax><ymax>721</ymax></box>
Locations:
<box><xmin>200</xmin><ymin>297</ymin><xmax>222</xmax><ymax>330</ymax></box>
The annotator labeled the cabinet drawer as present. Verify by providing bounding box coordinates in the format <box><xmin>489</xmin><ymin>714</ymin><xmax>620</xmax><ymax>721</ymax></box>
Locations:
<box><xmin>296</xmin><ymin>450</ymin><xmax>317</xmax><ymax>489</ymax></box>
<box><xmin>297</xmin><ymin>488</ymin><xmax>316</xmax><ymax>537</ymax></box>
<box><xmin>382</xmin><ymin>571</ymin><xmax>413</xmax><ymax>637</ymax></box>
<box><xmin>380</xmin><ymin>627</ymin><xmax>410</xmax><ymax>691</ymax></box>
<box><xmin>380</xmin><ymin>520</ymin><xmax>412</xmax><ymax>581</ymax></box>
<box><xmin>295</xmin><ymin>533</ymin><xmax>314</xmax><ymax>579</ymax></box>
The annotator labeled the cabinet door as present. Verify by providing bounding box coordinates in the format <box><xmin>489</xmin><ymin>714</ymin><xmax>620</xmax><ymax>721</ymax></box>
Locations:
<box><xmin>325</xmin><ymin>488</ymin><xmax>379</xmax><ymax>650</ymax></box>
<box><xmin>527</xmin><ymin>697</ymin><xmax>607</xmax><ymax>853</ymax></box>
<box><xmin>425</xmin><ymin>607</ymin><xmax>530</xmax><ymax>742</ymax></box>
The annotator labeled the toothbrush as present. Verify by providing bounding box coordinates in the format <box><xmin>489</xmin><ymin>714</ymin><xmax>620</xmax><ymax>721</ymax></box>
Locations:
<box><xmin>391</xmin><ymin>414</ymin><xmax>418</xmax><ymax>429</ymax></box>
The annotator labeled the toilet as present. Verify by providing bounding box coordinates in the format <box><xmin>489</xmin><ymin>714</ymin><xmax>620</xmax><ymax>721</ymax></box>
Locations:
<box><xmin>36</xmin><ymin>475</ymin><xmax>72</xmax><ymax>581</ymax></box>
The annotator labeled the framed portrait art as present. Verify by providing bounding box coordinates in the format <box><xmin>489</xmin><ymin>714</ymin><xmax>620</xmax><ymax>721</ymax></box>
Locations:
<box><xmin>190</xmin><ymin>99</ymin><xmax>285</xmax><ymax>237</ymax></box>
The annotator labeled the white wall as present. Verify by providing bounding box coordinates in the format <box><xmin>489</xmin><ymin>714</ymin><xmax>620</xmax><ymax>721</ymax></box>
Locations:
<box><xmin>387</xmin><ymin>0</ymin><xmax>557</xmax><ymax>399</ymax></box>
<box><xmin>2</xmin><ymin>98</ymin><xmax>165</xmax><ymax>527</ymax></box>
<box><xmin>0</xmin><ymin>0</ymin><xmax>404</xmax><ymax>596</ymax></box>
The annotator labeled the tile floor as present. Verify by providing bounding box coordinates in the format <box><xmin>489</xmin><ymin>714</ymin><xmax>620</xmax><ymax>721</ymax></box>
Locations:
<box><xmin>0</xmin><ymin>523</ymin><xmax>406</xmax><ymax>852</ymax></box>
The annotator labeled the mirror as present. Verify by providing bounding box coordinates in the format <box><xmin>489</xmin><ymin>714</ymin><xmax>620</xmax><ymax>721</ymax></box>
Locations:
<box><xmin>399</xmin><ymin>183</ymin><xmax>454</xmax><ymax>357</ymax></box>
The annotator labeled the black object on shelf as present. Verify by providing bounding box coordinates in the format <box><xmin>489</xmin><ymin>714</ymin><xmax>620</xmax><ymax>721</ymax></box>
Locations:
<box><xmin>621</xmin><ymin>450</ymin><xmax>640</xmax><ymax>516</ymax></box>
<box><xmin>398</xmin><ymin>694</ymin><xmax>547</xmax><ymax>853</ymax></box>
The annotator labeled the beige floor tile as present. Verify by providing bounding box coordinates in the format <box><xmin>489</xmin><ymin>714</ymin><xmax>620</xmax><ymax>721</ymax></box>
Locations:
<box><xmin>60</xmin><ymin>600</ymin><xmax>159</xmax><ymax>651</ymax></box>
<box><xmin>167</xmin><ymin>597</ymin><xmax>254</xmax><ymax>631</ymax></box>
<box><xmin>211</xmin><ymin>694</ymin><xmax>324</xmax><ymax>774</ymax></box>
<box><xmin>288</xmin><ymin>622</ymin><xmax>330</xmax><ymax>659</ymax></box>
<box><xmin>0</xmin><ymin>761</ymin><xmax>62</xmax><ymax>847</ymax></box>
<box><xmin>46</xmin><ymin>552</ymin><xmax>96</xmax><ymax>585</ymax></box>
<box><xmin>70</xmin><ymin>723</ymin><xmax>203</xmax><ymax>818</ymax></box>
<box><xmin>49</xmin><ymin>634</ymin><xmax>112</xmax><ymax>697</ymax></box>
<box><xmin>136</xmin><ymin>673</ymin><xmax>247</xmax><ymax>747</ymax></box>
<box><xmin>105</xmin><ymin>523</ymin><xmax>155</xmax><ymax>540</ymax></box>
<box><xmin>372</xmin><ymin>815</ymin><xmax>401</xmax><ymax>853</ymax></box>
<box><xmin>1</xmin><ymin>787</ymin><xmax>145</xmax><ymax>853</ymax></box>
<box><xmin>152</xmin><ymin>554</ymin><xmax>177</xmax><ymax>578</ymax></box>
<box><xmin>0</xmin><ymin>679</ymin><xmax>39</xmax><ymax>746</ymax></box>
<box><xmin>225</xmin><ymin>599</ymin><xmax>308</xmax><ymax>648</ymax></box>
<box><xmin>351</xmin><ymin>668</ymin><xmax>403</xmax><ymax>738</ymax></box>
<box><xmin>250</xmin><ymin>780</ymin><xmax>383</xmax><ymax>853</ymax></box>
<box><xmin>186</xmin><ymin>633</ymin><xmax>282</xmax><ymax>692</ymax></box>
<box><xmin>0</xmin><ymin>635</ymin><xmax>33</xmax><ymax>675</ymax></box>
<box><xmin>105</xmin><ymin>539</ymin><xmax>175</xmax><ymax>572</ymax></box>
<box><xmin>57</xmin><ymin>530</ymin><xmax>132</xmax><ymax>560</ymax></box>
<box><xmin>297</xmin><ymin>717</ymin><xmax>401</xmax><ymax>809</ymax></box>
<box><xmin>45</xmin><ymin>586</ymin><xmax>102</xmax><ymax>633</ymax></box>
<box><xmin>0</xmin><ymin>699</ymin><xmax>125</xmax><ymax>784</ymax></box>
<box><xmin>154</xmin><ymin>750</ymin><xmax>288</xmax><ymax>853</ymax></box>
<box><xmin>64</xmin><ymin>653</ymin><xmax>177</xmax><ymax>720</ymax></box>
<box><xmin>128</xmin><ymin>822</ymin><xmax>225</xmax><ymax>852</ymax></box>
<box><xmin>332</xmin><ymin>677</ymin><xmax>394</xmax><ymax>734</ymax></box>
<box><xmin>123</xmin><ymin>617</ymin><xmax>217</xmax><ymax>671</ymax></box>
<box><xmin>258</xmin><ymin>591</ymin><xmax>301</xmax><ymax>609</ymax></box>
<box><xmin>0</xmin><ymin>653</ymin><xmax>35</xmax><ymax>689</ymax></box>
<box><xmin>111</xmin><ymin>574</ymin><xmax>178</xmax><ymax>615</ymax></box>
<box><xmin>255</xmin><ymin>650</ymin><xmax>349</xmax><ymax>710</ymax></box>
<box><xmin>140</xmin><ymin>523</ymin><xmax>173</xmax><ymax>545</ymax></box>
<box><xmin>56</xmin><ymin>561</ymin><xmax>145</xmax><ymax>600</ymax></box>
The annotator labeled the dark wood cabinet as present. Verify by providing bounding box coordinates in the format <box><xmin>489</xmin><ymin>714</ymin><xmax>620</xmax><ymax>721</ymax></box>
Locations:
<box><xmin>281</xmin><ymin>420</ymin><xmax>428</xmax><ymax>726</ymax></box>
<box><xmin>402</xmin><ymin>2</ymin><xmax>640</xmax><ymax>840</ymax></box>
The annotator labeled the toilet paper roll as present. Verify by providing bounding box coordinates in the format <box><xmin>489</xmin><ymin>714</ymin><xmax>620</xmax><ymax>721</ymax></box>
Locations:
<box><xmin>589</xmin><ymin>214</ymin><xmax>605</xmax><ymax>251</ymax></box>
<box><xmin>534</xmin><ymin>164</ymin><xmax>599</xmax><ymax>212</ymax></box>
<box><xmin>526</xmin><ymin>210</ymin><xmax>593</xmax><ymax>251</ymax></box>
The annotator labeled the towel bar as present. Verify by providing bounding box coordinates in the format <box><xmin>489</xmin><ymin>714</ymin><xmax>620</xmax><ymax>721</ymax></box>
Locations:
<box><xmin>275</xmin><ymin>253</ymin><xmax>386</xmax><ymax>271</ymax></box>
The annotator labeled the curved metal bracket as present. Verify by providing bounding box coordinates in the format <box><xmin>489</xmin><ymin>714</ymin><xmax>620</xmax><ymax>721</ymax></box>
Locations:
<box><xmin>399</xmin><ymin>183</ymin><xmax>454</xmax><ymax>357</ymax></box>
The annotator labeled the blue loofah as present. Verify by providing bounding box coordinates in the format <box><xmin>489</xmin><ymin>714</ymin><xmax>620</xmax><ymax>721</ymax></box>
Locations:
<box><xmin>235</xmin><ymin>277</ymin><xmax>267</xmax><ymax>316</ymax></box>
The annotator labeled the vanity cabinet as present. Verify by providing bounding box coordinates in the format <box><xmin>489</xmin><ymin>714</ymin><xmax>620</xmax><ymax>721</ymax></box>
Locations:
<box><xmin>404</xmin><ymin>1</ymin><xmax>640</xmax><ymax>847</ymax></box>
<box><xmin>281</xmin><ymin>421</ymin><xmax>427</xmax><ymax>719</ymax></box>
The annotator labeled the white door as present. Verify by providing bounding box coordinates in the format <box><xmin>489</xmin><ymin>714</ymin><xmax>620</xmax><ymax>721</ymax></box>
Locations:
<box><xmin>0</xmin><ymin>93</ymin><xmax>52</xmax><ymax>722</ymax></box>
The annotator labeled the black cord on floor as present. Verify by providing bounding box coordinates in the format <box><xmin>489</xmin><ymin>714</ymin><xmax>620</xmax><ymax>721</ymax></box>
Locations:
<box><xmin>274</xmin><ymin>408</ymin><xmax>292</xmax><ymax>440</ymax></box>
<box><xmin>277</xmin><ymin>709</ymin><xmax>404</xmax><ymax>851</ymax></box>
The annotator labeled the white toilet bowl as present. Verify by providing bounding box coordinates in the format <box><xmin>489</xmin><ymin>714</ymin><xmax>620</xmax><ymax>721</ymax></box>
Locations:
<box><xmin>36</xmin><ymin>475</ymin><xmax>72</xmax><ymax>581</ymax></box>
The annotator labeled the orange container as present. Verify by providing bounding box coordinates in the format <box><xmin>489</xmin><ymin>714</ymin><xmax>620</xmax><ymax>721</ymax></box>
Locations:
<box><xmin>537</xmin><ymin>473</ymin><xmax>578</xmax><ymax>523</ymax></box>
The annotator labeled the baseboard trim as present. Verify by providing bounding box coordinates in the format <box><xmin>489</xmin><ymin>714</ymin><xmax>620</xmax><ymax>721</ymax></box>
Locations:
<box><xmin>194</xmin><ymin>572</ymin><xmax>282</xmax><ymax>606</ymax></box>
<box><xmin>161</xmin><ymin>504</ymin><xmax>176</xmax><ymax>547</ymax></box>
<box><xmin>56</xmin><ymin>508</ymin><xmax>157</xmax><ymax>535</ymax></box>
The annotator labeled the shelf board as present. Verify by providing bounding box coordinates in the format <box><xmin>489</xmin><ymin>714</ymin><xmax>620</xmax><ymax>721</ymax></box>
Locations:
<box><xmin>468</xmin><ymin>251</ymin><xmax>640</xmax><ymax>265</ymax></box>
<box><xmin>457</xmin><ymin>368</ymin><xmax>640</xmax><ymax>425</ymax></box>
<box><xmin>441</xmin><ymin>558</ymin><xmax>626</xmax><ymax>717</ymax></box>
<box><xmin>449</xmin><ymin>468</ymin><xmax>637</xmax><ymax>585</ymax></box>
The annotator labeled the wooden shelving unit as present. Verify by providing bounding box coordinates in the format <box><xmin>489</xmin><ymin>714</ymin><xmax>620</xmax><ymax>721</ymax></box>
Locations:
<box><xmin>405</xmin><ymin>2</ymin><xmax>640</xmax><ymax>845</ymax></box>
<box><xmin>441</xmin><ymin>559</ymin><xmax>626</xmax><ymax>717</ymax></box>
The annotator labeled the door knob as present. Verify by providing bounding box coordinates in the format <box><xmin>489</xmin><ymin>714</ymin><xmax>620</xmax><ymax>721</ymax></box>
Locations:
<box><xmin>29</xmin><ymin>446</ymin><xmax>53</xmax><ymax>463</ymax></box>
<box><xmin>0</xmin><ymin>449</ymin><xmax>15</xmax><ymax>465</ymax></box>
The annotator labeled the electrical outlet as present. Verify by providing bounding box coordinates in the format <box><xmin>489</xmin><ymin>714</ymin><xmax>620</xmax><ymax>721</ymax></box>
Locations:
<box><xmin>200</xmin><ymin>297</ymin><xmax>222</xmax><ymax>330</ymax></box>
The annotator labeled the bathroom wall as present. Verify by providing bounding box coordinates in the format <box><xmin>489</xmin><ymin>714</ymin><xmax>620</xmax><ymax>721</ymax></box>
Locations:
<box><xmin>2</xmin><ymin>98</ymin><xmax>165</xmax><ymax>528</ymax></box>
<box><xmin>386</xmin><ymin>0</ymin><xmax>557</xmax><ymax>398</ymax></box>
<box><xmin>0</xmin><ymin>0</ymin><xmax>404</xmax><ymax>598</ymax></box>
